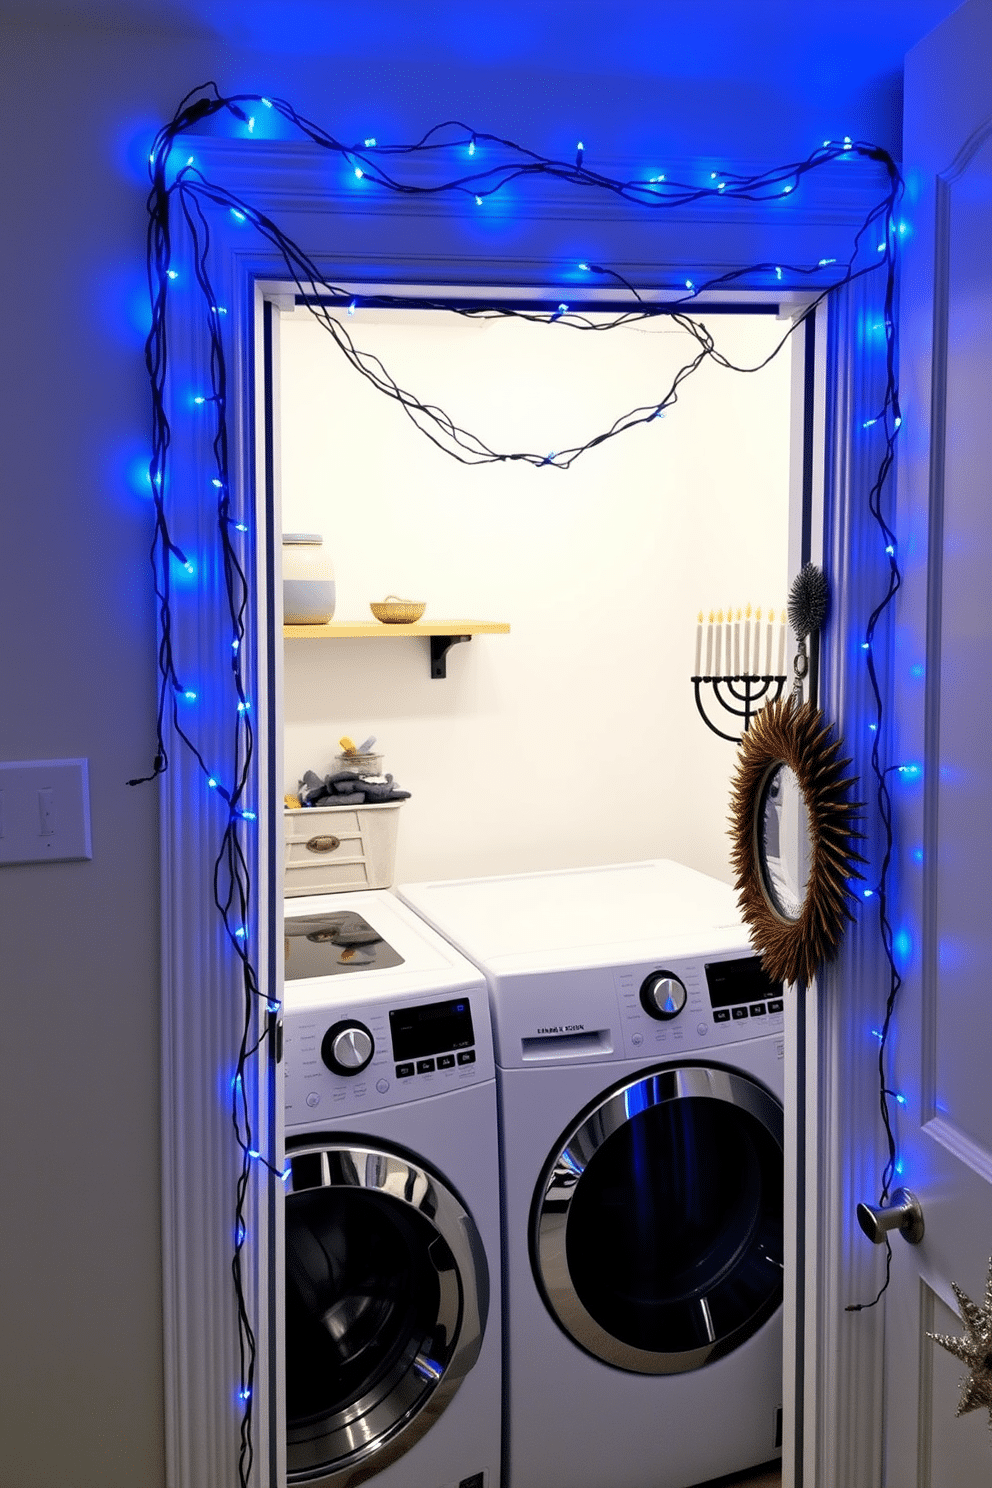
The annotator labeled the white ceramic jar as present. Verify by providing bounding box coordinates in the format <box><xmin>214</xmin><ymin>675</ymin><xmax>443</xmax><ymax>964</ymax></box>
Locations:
<box><xmin>283</xmin><ymin>533</ymin><xmax>336</xmax><ymax>624</ymax></box>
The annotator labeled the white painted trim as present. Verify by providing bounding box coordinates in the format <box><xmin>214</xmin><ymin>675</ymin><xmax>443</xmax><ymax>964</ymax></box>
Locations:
<box><xmin>159</xmin><ymin>133</ymin><xmax>894</xmax><ymax>1486</ymax></box>
<box><xmin>159</xmin><ymin>226</ymin><xmax>280</xmax><ymax>1488</ymax></box>
<box><xmin>254</xmin><ymin>282</ymin><xmax>286</xmax><ymax>1488</ymax></box>
<box><xmin>781</xmin><ymin>294</ymin><xmax>829</xmax><ymax>1488</ymax></box>
<box><xmin>801</xmin><ymin>271</ymin><xmax>897</xmax><ymax>1488</ymax></box>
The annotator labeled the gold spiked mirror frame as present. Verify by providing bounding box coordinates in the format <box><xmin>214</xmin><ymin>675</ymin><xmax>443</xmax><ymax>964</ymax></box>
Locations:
<box><xmin>729</xmin><ymin>696</ymin><xmax>865</xmax><ymax>986</ymax></box>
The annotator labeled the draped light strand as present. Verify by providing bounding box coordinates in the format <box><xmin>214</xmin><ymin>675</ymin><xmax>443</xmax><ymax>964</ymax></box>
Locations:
<box><xmin>136</xmin><ymin>82</ymin><xmax>905</xmax><ymax>1477</ymax></box>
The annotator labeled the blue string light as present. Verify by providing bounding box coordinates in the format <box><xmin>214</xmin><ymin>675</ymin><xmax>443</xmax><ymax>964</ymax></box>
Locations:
<box><xmin>843</xmin><ymin>161</ymin><xmax>907</xmax><ymax>1309</ymax></box>
<box><xmin>138</xmin><ymin>82</ymin><xmax>907</xmax><ymax>1465</ymax></box>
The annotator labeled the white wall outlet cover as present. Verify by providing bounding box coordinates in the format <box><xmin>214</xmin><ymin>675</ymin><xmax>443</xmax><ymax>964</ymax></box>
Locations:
<box><xmin>0</xmin><ymin>758</ymin><xmax>93</xmax><ymax>865</ymax></box>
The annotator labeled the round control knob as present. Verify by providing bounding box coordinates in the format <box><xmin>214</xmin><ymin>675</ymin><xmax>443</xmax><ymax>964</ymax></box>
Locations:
<box><xmin>321</xmin><ymin>1020</ymin><xmax>374</xmax><ymax>1076</ymax></box>
<box><xmin>639</xmin><ymin>972</ymin><xmax>688</xmax><ymax>1022</ymax></box>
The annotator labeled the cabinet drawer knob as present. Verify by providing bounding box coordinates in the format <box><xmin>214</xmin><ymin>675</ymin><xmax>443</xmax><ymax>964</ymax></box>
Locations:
<box><xmin>305</xmin><ymin>834</ymin><xmax>341</xmax><ymax>854</ymax></box>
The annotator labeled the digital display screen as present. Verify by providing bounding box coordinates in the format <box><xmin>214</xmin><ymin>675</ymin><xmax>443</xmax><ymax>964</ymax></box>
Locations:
<box><xmin>705</xmin><ymin>956</ymin><xmax>783</xmax><ymax>1009</ymax></box>
<box><xmin>389</xmin><ymin>998</ymin><xmax>475</xmax><ymax>1061</ymax></box>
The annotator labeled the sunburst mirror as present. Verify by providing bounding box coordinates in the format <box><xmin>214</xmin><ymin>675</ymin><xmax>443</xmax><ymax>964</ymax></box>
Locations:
<box><xmin>728</xmin><ymin>696</ymin><xmax>865</xmax><ymax>986</ymax></box>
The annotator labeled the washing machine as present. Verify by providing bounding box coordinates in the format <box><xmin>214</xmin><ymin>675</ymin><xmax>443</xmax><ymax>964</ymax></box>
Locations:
<box><xmin>281</xmin><ymin>888</ymin><xmax>502</xmax><ymax>1488</ymax></box>
<box><xmin>399</xmin><ymin>860</ymin><xmax>785</xmax><ymax>1488</ymax></box>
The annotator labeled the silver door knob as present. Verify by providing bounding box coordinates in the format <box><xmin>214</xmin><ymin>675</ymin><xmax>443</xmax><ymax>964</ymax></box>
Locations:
<box><xmin>856</xmin><ymin>1187</ymin><xmax>925</xmax><ymax>1246</ymax></box>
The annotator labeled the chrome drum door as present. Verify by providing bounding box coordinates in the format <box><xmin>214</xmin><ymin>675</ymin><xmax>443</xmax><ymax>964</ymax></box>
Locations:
<box><xmin>285</xmin><ymin>1140</ymin><xmax>489</xmax><ymax>1484</ymax></box>
<box><xmin>531</xmin><ymin>1064</ymin><xmax>783</xmax><ymax>1374</ymax></box>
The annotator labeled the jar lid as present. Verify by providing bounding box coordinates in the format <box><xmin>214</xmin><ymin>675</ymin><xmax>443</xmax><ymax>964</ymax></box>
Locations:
<box><xmin>282</xmin><ymin>532</ymin><xmax>323</xmax><ymax>545</ymax></box>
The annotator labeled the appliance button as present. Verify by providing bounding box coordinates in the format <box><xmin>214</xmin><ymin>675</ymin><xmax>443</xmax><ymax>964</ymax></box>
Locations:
<box><xmin>732</xmin><ymin>1006</ymin><xmax>750</xmax><ymax>1020</ymax></box>
<box><xmin>376</xmin><ymin>1079</ymin><xmax>390</xmax><ymax>1094</ymax></box>
<box><xmin>305</xmin><ymin>1091</ymin><xmax>320</xmax><ymax>1108</ymax></box>
<box><xmin>697</xmin><ymin>1022</ymin><xmax>709</xmax><ymax>1036</ymax></box>
<box><xmin>630</xmin><ymin>1032</ymin><xmax>644</xmax><ymax>1047</ymax></box>
<box><xmin>396</xmin><ymin>1063</ymin><xmax>415</xmax><ymax>1079</ymax></box>
<box><xmin>417</xmin><ymin>1058</ymin><xmax>436</xmax><ymax>1074</ymax></box>
<box><xmin>457</xmin><ymin>1049</ymin><xmax>476</xmax><ymax>1066</ymax></box>
<box><xmin>713</xmin><ymin>1009</ymin><xmax>731</xmax><ymax>1023</ymax></box>
<box><xmin>750</xmin><ymin>1003</ymin><xmax>767</xmax><ymax>1016</ymax></box>
<box><xmin>437</xmin><ymin>1054</ymin><xmax>456</xmax><ymax>1069</ymax></box>
<box><xmin>769</xmin><ymin>998</ymin><xmax>784</xmax><ymax>1013</ymax></box>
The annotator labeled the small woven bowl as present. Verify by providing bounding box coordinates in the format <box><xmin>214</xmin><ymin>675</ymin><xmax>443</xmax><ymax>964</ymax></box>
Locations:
<box><xmin>370</xmin><ymin>596</ymin><xmax>426</xmax><ymax>625</ymax></box>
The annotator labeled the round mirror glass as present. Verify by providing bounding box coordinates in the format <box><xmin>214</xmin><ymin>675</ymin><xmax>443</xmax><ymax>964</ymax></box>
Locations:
<box><xmin>757</xmin><ymin>764</ymin><xmax>812</xmax><ymax>921</ymax></box>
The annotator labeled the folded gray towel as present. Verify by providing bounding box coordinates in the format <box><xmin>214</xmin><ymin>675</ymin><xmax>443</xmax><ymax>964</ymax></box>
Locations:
<box><xmin>296</xmin><ymin>767</ymin><xmax>411</xmax><ymax>807</ymax></box>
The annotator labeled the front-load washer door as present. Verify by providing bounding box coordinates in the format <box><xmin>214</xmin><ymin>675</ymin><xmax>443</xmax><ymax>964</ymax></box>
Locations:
<box><xmin>284</xmin><ymin>1138</ymin><xmax>489</xmax><ymax>1484</ymax></box>
<box><xmin>531</xmin><ymin>1063</ymin><xmax>783</xmax><ymax>1374</ymax></box>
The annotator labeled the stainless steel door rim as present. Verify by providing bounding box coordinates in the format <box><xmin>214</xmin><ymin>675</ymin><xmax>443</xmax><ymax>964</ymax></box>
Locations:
<box><xmin>285</xmin><ymin>1139</ymin><xmax>489</xmax><ymax>1484</ymax></box>
<box><xmin>531</xmin><ymin>1063</ymin><xmax>784</xmax><ymax>1375</ymax></box>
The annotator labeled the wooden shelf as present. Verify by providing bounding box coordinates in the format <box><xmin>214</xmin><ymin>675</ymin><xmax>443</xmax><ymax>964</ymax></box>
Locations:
<box><xmin>284</xmin><ymin>620</ymin><xmax>509</xmax><ymax>640</ymax></box>
<box><xmin>284</xmin><ymin>620</ymin><xmax>510</xmax><ymax>678</ymax></box>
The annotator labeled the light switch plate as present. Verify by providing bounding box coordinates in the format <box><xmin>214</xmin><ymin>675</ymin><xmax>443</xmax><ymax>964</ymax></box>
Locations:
<box><xmin>0</xmin><ymin>758</ymin><xmax>93</xmax><ymax>865</ymax></box>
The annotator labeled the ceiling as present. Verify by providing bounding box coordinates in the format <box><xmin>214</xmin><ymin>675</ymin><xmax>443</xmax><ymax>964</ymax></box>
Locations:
<box><xmin>0</xmin><ymin>0</ymin><xmax>967</xmax><ymax>157</ymax></box>
<box><xmin>1</xmin><ymin>0</ymin><xmax>963</xmax><ymax>67</ymax></box>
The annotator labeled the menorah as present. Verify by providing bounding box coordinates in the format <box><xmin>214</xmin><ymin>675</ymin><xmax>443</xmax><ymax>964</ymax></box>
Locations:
<box><xmin>690</xmin><ymin>672</ymin><xmax>788</xmax><ymax>743</ymax></box>
<box><xmin>693</xmin><ymin>605</ymin><xmax>788</xmax><ymax>744</ymax></box>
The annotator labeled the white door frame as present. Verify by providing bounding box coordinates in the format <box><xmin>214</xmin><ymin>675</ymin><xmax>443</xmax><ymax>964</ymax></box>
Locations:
<box><xmin>156</xmin><ymin>134</ymin><xmax>896</xmax><ymax>1487</ymax></box>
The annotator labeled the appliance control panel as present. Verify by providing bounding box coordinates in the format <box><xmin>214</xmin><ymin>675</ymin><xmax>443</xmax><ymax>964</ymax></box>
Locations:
<box><xmin>283</xmin><ymin>986</ymin><xmax>495</xmax><ymax>1128</ymax></box>
<box><xmin>616</xmin><ymin>950</ymin><xmax>784</xmax><ymax>1057</ymax></box>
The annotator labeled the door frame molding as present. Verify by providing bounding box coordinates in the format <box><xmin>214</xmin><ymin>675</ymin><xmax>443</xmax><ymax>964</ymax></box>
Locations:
<box><xmin>802</xmin><ymin>270</ymin><xmax>897</xmax><ymax>1488</ymax></box>
<box><xmin>157</xmin><ymin>136</ymin><xmax>895</xmax><ymax>1486</ymax></box>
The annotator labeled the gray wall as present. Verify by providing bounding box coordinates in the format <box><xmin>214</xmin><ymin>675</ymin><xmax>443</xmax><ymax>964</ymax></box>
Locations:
<box><xmin>0</xmin><ymin>8</ymin><xmax>914</xmax><ymax>1484</ymax></box>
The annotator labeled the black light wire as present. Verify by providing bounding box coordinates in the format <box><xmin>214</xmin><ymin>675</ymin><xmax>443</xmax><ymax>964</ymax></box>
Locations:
<box><xmin>173</xmin><ymin>147</ymin><xmax>896</xmax><ymax>470</ymax></box>
<box><xmin>136</xmin><ymin>82</ymin><xmax>908</xmax><ymax>1479</ymax></box>
<box><xmin>136</xmin><ymin>87</ymin><xmax>273</xmax><ymax>1488</ymax></box>
<box><xmin>845</xmin><ymin>215</ymin><xmax>905</xmax><ymax>1311</ymax></box>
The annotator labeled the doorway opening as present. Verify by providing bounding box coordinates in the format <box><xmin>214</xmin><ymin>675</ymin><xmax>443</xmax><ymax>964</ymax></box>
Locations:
<box><xmin>276</xmin><ymin>294</ymin><xmax>803</xmax><ymax>884</ymax></box>
<box><xmin>267</xmin><ymin>285</ymin><xmax>814</xmax><ymax>1488</ymax></box>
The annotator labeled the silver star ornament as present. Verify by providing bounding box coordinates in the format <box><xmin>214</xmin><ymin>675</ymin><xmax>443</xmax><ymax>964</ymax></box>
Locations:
<box><xmin>929</xmin><ymin>1257</ymin><xmax>992</xmax><ymax>1424</ymax></box>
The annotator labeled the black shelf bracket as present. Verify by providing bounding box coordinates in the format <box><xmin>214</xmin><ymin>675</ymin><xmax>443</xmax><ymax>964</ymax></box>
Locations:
<box><xmin>430</xmin><ymin>634</ymin><xmax>472</xmax><ymax>679</ymax></box>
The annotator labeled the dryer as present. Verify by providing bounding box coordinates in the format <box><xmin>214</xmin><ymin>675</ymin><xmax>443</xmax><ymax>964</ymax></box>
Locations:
<box><xmin>399</xmin><ymin>860</ymin><xmax>785</xmax><ymax>1488</ymax></box>
<box><xmin>281</xmin><ymin>889</ymin><xmax>501</xmax><ymax>1488</ymax></box>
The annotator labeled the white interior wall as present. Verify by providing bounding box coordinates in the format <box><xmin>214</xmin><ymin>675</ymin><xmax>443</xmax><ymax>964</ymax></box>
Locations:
<box><xmin>281</xmin><ymin>305</ymin><xmax>793</xmax><ymax>884</ymax></box>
